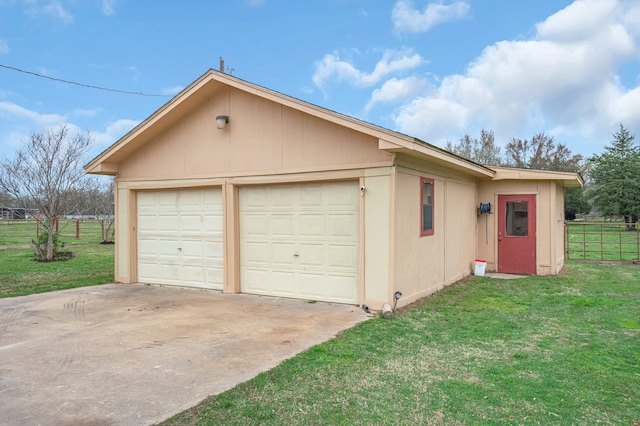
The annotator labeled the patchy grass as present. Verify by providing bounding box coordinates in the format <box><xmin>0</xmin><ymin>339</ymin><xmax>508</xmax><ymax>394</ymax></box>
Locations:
<box><xmin>0</xmin><ymin>220</ymin><xmax>114</xmax><ymax>297</ymax></box>
<box><xmin>161</xmin><ymin>262</ymin><xmax>640</xmax><ymax>426</ymax></box>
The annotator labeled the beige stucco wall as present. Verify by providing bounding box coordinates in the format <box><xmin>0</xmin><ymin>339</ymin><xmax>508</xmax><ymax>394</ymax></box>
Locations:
<box><xmin>117</xmin><ymin>87</ymin><xmax>392</xmax><ymax>180</ymax></box>
<box><xmin>554</xmin><ymin>182</ymin><xmax>566</xmax><ymax>273</ymax></box>
<box><xmin>391</xmin><ymin>160</ymin><xmax>478</xmax><ymax>308</ymax></box>
<box><xmin>476</xmin><ymin>179</ymin><xmax>564</xmax><ymax>276</ymax></box>
<box><xmin>109</xmin><ymin>84</ymin><xmax>400</xmax><ymax>307</ymax></box>
<box><xmin>362</xmin><ymin>168</ymin><xmax>392</xmax><ymax>309</ymax></box>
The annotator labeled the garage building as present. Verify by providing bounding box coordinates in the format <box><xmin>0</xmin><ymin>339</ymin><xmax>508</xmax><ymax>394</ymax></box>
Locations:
<box><xmin>85</xmin><ymin>70</ymin><xmax>582</xmax><ymax>310</ymax></box>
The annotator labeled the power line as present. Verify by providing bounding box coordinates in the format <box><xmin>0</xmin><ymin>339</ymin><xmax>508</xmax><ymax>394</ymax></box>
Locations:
<box><xmin>0</xmin><ymin>63</ymin><xmax>170</xmax><ymax>97</ymax></box>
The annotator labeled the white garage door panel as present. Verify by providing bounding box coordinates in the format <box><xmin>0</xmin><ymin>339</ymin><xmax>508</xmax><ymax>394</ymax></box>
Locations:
<box><xmin>328</xmin><ymin>244</ymin><xmax>359</xmax><ymax>269</ymax></box>
<box><xmin>297</xmin><ymin>273</ymin><xmax>324</xmax><ymax>298</ymax></box>
<box><xmin>299</xmin><ymin>214</ymin><xmax>323</xmax><ymax>236</ymax></box>
<box><xmin>137</xmin><ymin>189</ymin><xmax>223</xmax><ymax>290</ymax></box>
<box><xmin>239</xmin><ymin>181</ymin><xmax>360</xmax><ymax>304</ymax></box>
<box><xmin>298</xmin><ymin>243</ymin><xmax>323</xmax><ymax>266</ymax></box>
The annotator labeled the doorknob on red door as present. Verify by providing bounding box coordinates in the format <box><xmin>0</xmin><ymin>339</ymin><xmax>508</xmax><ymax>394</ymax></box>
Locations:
<box><xmin>498</xmin><ymin>232</ymin><xmax>502</xmax><ymax>241</ymax></box>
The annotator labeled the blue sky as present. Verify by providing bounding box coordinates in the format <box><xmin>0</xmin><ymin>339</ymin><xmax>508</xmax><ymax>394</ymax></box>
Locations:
<box><xmin>1</xmin><ymin>0</ymin><xmax>639</xmax><ymax>162</ymax></box>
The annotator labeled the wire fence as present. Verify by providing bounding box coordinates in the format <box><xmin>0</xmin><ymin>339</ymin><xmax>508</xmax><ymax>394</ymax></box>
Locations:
<box><xmin>0</xmin><ymin>219</ymin><xmax>112</xmax><ymax>245</ymax></box>
<box><xmin>565</xmin><ymin>222</ymin><xmax>639</xmax><ymax>261</ymax></box>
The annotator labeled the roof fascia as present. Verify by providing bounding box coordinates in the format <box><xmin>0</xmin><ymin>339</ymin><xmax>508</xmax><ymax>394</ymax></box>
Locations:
<box><xmin>488</xmin><ymin>166</ymin><xmax>584</xmax><ymax>188</ymax></box>
<box><xmin>378</xmin><ymin>138</ymin><xmax>495</xmax><ymax>178</ymax></box>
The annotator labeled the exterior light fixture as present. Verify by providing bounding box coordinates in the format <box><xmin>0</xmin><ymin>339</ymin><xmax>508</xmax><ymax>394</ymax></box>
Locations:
<box><xmin>216</xmin><ymin>115</ymin><xmax>229</xmax><ymax>129</ymax></box>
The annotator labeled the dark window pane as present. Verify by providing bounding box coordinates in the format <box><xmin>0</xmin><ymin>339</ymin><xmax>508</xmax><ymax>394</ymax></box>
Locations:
<box><xmin>423</xmin><ymin>204</ymin><xmax>433</xmax><ymax>231</ymax></box>
<box><xmin>422</xmin><ymin>181</ymin><xmax>433</xmax><ymax>232</ymax></box>
<box><xmin>505</xmin><ymin>201</ymin><xmax>528</xmax><ymax>236</ymax></box>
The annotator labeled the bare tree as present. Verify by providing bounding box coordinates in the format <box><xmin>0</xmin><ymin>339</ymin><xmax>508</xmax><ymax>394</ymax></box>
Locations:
<box><xmin>85</xmin><ymin>176</ymin><xmax>115</xmax><ymax>243</ymax></box>
<box><xmin>0</xmin><ymin>125</ymin><xmax>92</xmax><ymax>260</ymax></box>
<box><xmin>0</xmin><ymin>191</ymin><xmax>12</xmax><ymax>207</ymax></box>
<box><xmin>504</xmin><ymin>132</ymin><xmax>583</xmax><ymax>172</ymax></box>
<box><xmin>446</xmin><ymin>129</ymin><xmax>502</xmax><ymax>165</ymax></box>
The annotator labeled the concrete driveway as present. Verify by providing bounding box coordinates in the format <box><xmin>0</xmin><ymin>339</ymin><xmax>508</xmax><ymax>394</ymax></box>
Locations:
<box><xmin>0</xmin><ymin>284</ymin><xmax>369</xmax><ymax>426</ymax></box>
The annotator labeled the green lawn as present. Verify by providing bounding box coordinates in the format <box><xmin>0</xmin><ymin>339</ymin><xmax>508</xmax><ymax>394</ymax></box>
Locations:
<box><xmin>162</xmin><ymin>262</ymin><xmax>640</xmax><ymax>425</ymax></box>
<box><xmin>566</xmin><ymin>221</ymin><xmax>639</xmax><ymax>261</ymax></box>
<box><xmin>2</xmin><ymin>220</ymin><xmax>638</xmax><ymax>424</ymax></box>
<box><xmin>0</xmin><ymin>220</ymin><xmax>114</xmax><ymax>298</ymax></box>
<box><xmin>0</xmin><ymin>219</ymin><xmax>107</xmax><ymax>246</ymax></box>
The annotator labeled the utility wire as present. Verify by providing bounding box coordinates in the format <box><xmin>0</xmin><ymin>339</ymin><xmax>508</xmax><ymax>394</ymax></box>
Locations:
<box><xmin>0</xmin><ymin>63</ymin><xmax>170</xmax><ymax>97</ymax></box>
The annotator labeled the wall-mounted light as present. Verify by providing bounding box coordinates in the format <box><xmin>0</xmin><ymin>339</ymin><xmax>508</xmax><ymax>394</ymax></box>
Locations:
<box><xmin>216</xmin><ymin>115</ymin><xmax>229</xmax><ymax>129</ymax></box>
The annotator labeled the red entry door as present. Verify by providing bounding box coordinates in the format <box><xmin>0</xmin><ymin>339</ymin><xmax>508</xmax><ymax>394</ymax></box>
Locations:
<box><xmin>498</xmin><ymin>194</ymin><xmax>536</xmax><ymax>274</ymax></box>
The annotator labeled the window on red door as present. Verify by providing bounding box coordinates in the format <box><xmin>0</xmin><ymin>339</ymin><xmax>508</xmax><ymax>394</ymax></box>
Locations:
<box><xmin>505</xmin><ymin>201</ymin><xmax>528</xmax><ymax>237</ymax></box>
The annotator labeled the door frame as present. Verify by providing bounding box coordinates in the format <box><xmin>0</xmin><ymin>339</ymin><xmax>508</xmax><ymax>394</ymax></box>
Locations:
<box><xmin>497</xmin><ymin>194</ymin><xmax>537</xmax><ymax>275</ymax></box>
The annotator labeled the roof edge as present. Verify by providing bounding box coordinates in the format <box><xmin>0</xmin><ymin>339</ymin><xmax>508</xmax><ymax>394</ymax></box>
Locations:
<box><xmin>488</xmin><ymin>166</ymin><xmax>584</xmax><ymax>187</ymax></box>
<box><xmin>84</xmin><ymin>69</ymin><xmax>218</xmax><ymax>172</ymax></box>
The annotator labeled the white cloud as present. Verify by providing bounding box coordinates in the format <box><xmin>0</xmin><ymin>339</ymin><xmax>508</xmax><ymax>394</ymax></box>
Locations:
<box><xmin>162</xmin><ymin>85</ymin><xmax>184</xmax><ymax>96</ymax></box>
<box><xmin>4</xmin><ymin>131</ymin><xmax>30</xmax><ymax>151</ymax></box>
<box><xmin>312</xmin><ymin>49</ymin><xmax>423</xmax><ymax>91</ymax></box>
<box><xmin>395</xmin><ymin>96</ymin><xmax>468</xmax><ymax>139</ymax></box>
<box><xmin>392</xmin><ymin>0</ymin><xmax>470</xmax><ymax>34</ymax></box>
<box><xmin>20</xmin><ymin>0</ymin><xmax>74</xmax><ymax>24</ymax></box>
<box><xmin>535</xmin><ymin>0</ymin><xmax>617</xmax><ymax>42</ymax></box>
<box><xmin>90</xmin><ymin>119</ymin><xmax>139</xmax><ymax>149</ymax></box>
<box><xmin>392</xmin><ymin>0</ymin><xmax>640</xmax><ymax>154</ymax></box>
<box><xmin>125</xmin><ymin>65</ymin><xmax>142</xmax><ymax>83</ymax></box>
<box><xmin>101</xmin><ymin>0</ymin><xmax>116</xmax><ymax>15</ymax></box>
<box><xmin>0</xmin><ymin>39</ymin><xmax>9</xmax><ymax>54</ymax></box>
<box><xmin>608</xmin><ymin>86</ymin><xmax>640</xmax><ymax>128</ymax></box>
<box><xmin>73</xmin><ymin>108</ymin><xmax>99</xmax><ymax>118</ymax></box>
<box><xmin>365</xmin><ymin>76</ymin><xmax>427</xmax><ymax>112</ymax></box>
<box><xmin>0</xmin><ymin>101</ymin><xmax>139</xmax><ymax>159</ymax></box>
<box><xmin>42</xmin><ymin>0</ymin><xmax>74</xmax><ymax>24</ymax></box>
<box><xmin>0</xmin><ymin>102</ymin><xmax>70</xmax><ymax>155</ymax></box>
<box><xmin>0</xmin><ymin>101</ymin><xmax>67</xmax><ymax>127</ymax></box>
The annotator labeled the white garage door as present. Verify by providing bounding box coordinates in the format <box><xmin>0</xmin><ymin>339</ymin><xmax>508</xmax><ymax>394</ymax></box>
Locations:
<box><xmin>239</xmin><ymin>181</ymin><xmax>360</xmax><ymax>304</ymax></box>
<box><xmin>137</xmin><ymin>188</ymin><xmax>223</xmax><ymax>290</ymax></box>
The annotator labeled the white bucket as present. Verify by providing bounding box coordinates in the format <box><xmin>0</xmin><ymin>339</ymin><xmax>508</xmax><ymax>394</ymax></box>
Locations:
<box><xmin>474</xmin><ymin>259</ymin><xmax>487</xmax><ymax>276</ymax></box>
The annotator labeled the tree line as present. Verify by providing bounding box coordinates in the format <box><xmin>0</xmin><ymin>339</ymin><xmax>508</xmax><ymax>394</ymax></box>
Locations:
<box><xmin>445</xmin><ymin>125</ymin><xmax>639</xmax><ymax>229</ymax></box>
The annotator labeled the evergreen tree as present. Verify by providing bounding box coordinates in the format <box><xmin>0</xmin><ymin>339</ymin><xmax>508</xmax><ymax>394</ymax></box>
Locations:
<box><xmin>564</xmin><ymin>187</ymin><xmax>591</xmax><ymax>220</ymax></box>
<box><xmin>588</xmin><ymin>125</ymin><xmax>640</xmax><ymax>230</ymax></box>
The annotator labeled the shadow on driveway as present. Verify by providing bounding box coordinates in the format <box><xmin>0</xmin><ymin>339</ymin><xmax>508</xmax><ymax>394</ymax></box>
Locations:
<box><xmin>0</xmin><ymin>284</ymin><xmax>369</xmax><ymax>425</ymax></box>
